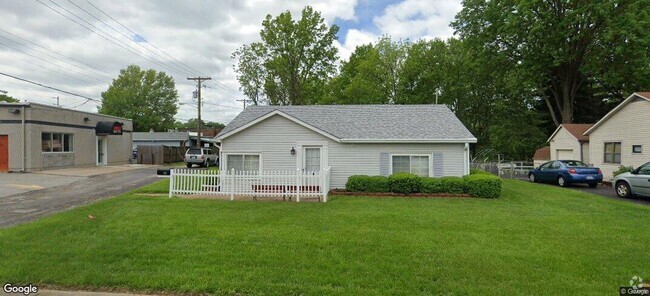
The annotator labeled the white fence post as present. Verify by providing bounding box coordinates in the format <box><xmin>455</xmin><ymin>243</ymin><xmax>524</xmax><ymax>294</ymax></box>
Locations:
<box><xmin>168</xmin><ymin>169</ymin><xmax>175</xmax><ymax>198</ymax></box>
<box><xmin>230</xmin><ymin>168</ymin><xmax>235</xmax><ymax>201</ymax></box>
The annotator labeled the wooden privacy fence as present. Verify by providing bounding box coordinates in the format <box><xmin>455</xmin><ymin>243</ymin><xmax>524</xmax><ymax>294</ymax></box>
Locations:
<box><xmin>137</xmin><ymin>145</ymin><xmax>186</xmax><ymax>165</ymax></box>
<box><xmin>169</xmin><ymin>167</ymin><xmax>332</xmax><ymax>202</ymax></box>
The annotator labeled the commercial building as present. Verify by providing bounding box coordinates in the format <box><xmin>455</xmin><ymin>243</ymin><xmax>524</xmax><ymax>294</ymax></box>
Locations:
<box><xmin>0</xmin><ymin>102</ymin><xmax>133</xmax><ymax>172</ymax></box>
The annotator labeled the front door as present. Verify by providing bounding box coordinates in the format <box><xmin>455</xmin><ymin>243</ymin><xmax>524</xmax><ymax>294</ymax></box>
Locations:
<box><xmin>0</xmin><ymin>135</ymin><xmax>8</xmax><ymax>172</ymax></box>
<box><xmin>97</xmin><ymin>137</ymin><xmax>107</xmax><ymax>166</ymax></box>
<box><xmin>303</xmin><ymin>146</ymin><xmax>322</xmax><ymax>173</ymax></box>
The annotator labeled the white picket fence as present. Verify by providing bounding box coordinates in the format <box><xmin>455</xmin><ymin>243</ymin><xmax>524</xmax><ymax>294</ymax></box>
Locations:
<box><xmin>168</xmin><ymin>167</ymin><xmax>331</xmax><ymax>202</ymax></box>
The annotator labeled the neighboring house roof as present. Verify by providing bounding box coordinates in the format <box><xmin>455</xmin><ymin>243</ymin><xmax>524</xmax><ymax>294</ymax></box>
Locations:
<box><xmin>584</xmin><ymin>92</ymin><xmax>650</xmax><ymax>135</ymax></box>
<box><xmin>216</xmin><ymin>105</ymin><xmax>477</xmax><ymax>143</ymax></box>
<box><xmin>533</xmin><ymin>146</ymin><xmax>550</xmax><ymax>161</ymax></box>
<box><xmin>133</xmin><ymin>131</ymin><xmax>189</xmax><ymax>141</ymax></box>
<box><xmin>547</xmin><ymin>123</ymin><xmax>593</xmax><ymax>142</ymax></box>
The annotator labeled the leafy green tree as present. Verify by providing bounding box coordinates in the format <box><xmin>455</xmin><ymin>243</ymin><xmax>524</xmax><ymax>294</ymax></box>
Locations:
<box><xmin>0</xmin><ymin>94</ymin><xmax>19</xmax><ymax>103</ymax></box>
<box><xmin>175</xmin><ymin>118</ymin><xmax>225</xmax><ymax>130</ymax></box>
<box><xmin>453</xmin><ymin>0</ymin><xmax>650</xmax><ymax>125</ymax></box>
<box><xmin>99</xmin><ymin>65</ymin><xmax>178</xmax><ymax>132</ymax></box>
<box><xmin>233</xmin><ymin>6</ymin><xmax>339</xmax><ymax>105</ymax></box>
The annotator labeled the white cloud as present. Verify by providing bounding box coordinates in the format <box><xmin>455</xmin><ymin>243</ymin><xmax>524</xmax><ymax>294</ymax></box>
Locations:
<box><xmin>0</xmin><ymin>0</ymin><xmax>461</xmax><ymax>125</ymax></box>
<box><xmin>374</xmin><ymin>0</ymin><xmax>461</xmax><ymax>41</ymax></box>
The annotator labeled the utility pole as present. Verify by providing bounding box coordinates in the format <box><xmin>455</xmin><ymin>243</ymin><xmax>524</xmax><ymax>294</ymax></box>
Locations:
<box><xmin>187</xmin><ymin>77</ymin><xmax>211</xmax><ymax>147</ymax></box>
<box><xmin>236</xmin><ymin>98</ymin><xmax>251</xmax><ymax>109</ymax></box>
<box><xmin>53</xmin><ymin>96</ymin><xmax>59</xmax><ymax>106</ymax></box>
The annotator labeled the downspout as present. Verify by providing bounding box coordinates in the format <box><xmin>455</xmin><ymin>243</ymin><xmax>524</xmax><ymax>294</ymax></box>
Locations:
<box><xmin>464</xmin><ymin>143</ymin><xmax>470</xmax><ymax>175</ymax></box>
<box><xmin>21</xmin><ymin>105</ymin><xmax>26</xmax><ymax>172</ymax></box>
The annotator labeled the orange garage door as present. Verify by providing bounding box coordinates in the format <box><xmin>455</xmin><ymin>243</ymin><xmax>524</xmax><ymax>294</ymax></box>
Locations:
<box><xmin>0</xmin><ymin>135</ymin><xmax>8</xmax><ymax>172</ymax></box>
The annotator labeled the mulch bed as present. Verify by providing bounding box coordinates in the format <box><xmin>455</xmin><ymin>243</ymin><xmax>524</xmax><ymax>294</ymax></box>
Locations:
<box><xmin>329</xmin><ymin>190</ymin><xmax>471</xmax><ymax>198</ymax></box>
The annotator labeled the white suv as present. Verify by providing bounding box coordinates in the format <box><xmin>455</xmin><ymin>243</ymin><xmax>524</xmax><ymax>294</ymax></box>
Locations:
<box><xmin>184</xmin><ymin>148</ymin><xmax>217</xmax><ymax>168</ymax></box>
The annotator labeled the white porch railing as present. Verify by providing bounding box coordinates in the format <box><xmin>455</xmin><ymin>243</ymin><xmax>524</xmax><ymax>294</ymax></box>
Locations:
<box><xmin>169</xmin><ymin>167</ymin><xmax>331</xmax><ymax>202</ymax></box>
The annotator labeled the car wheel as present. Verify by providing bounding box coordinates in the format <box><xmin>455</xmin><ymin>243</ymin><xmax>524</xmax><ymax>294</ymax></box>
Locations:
<box><xmin>615</xmin><ymin>181</ymin><xmax>632</xmax><ymax>198</ymax></box>
<box><xmin>529</xmin><ymin>173</ymin><xmax>536</xmax><ymax>183</ymax></box>
<box><xmin>588</xmin><ymin>183</ymin><xmax>598</xmax><ymax>188</ymax></box>
<box><xmin>205</xmin><ymin>160</ymin><xmax>210</xmax><ymax>168</ymax></box>
<box><xmin>557</xmin><ymin>176</ymin><xmax>567</xmax><ymax>187</ymax></box>
<box><xmin>186</xmin><ymin>163</ymin><xmax>192</xmax><ymax>168</ymax></box>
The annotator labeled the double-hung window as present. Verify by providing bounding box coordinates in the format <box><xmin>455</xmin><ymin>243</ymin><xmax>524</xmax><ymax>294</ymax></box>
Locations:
<box><xmin>226</xmin><ymin>154</ymin><xmax>260</xmax><ymax>172</ymax></box>
<box><xmin>391</xmin><ymin>154</ymin><xmax>431</xmax><ymax>177</ymax></box>
<box><xmin>604</xmin><ymin>142</ymin><xmax>621</xmax><ymax>164</ymax></box>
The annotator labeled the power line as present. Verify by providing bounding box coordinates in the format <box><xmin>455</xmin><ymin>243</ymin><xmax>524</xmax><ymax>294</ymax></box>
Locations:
<box><xmin>37</xmin><ymin>0</ymin><xmax>192</xmax><ymax>81</ymax></box>
<box><xmin>0</xmin><ymin>28</ymin><xmax>114</xmax><ymax>78</ymax></box>
<box><xmin>0</xmin><ymin>37</ymin><xmax>107</xmax><ymax>83</ymax></box>
<box><xmin>0</xmin><ymin>48</ymin><xmax>98</xmax><ymax>85</ymax></box>
<box><xmin>0</xmin><ymin>71</ymin><xmax>101</xmax><ymax>102</ymax></box>
<box><xmin>65</xmin><ymin>0</ymin><xmax>191</xmax><ymax>77</ymax></box>
<box><xmin>82</xmin><ymin>0</ymin><xmax>247</xmax><ymax>100</ymax></box>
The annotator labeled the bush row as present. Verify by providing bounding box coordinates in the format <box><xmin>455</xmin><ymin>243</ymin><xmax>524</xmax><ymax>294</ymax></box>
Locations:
<box><xmin>345</xmin><ymin>170</ymin><xmax>502</xmax><ymax>198</ymax></box>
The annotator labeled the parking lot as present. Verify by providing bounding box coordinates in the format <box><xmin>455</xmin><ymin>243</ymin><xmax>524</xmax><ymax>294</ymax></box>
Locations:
<box><xmin>0</xmin><ymin>165</ymin><xmax>160</xmax><ymax>227</ymax></box>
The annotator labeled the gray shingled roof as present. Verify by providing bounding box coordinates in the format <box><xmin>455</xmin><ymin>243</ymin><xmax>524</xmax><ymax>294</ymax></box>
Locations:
<box><xmin>216</xmin><ymin>105</ymin><xmax>476</xmax><ymax>142</ymax></box>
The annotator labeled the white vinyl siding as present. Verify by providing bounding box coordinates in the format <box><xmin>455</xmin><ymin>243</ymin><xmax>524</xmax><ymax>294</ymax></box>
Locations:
<box><xmin>221</xmin><ymin>114</ymin><xmax>467</xmax><ymax>189</ymax></box>
<box><xmin>549</xmin><ymin>127</ymin><xmax>582</xmax><ymax>161</ymax></box>
<box><xmin>589</xmin><ymin>97</ymin><xmax>650</xmax><ymax>179</ymax></box>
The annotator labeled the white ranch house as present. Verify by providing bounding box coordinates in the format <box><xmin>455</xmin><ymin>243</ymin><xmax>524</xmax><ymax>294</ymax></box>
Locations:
<box><xmin>584</xmin><ymin>92</ymin><xmax>650</xmax><ymax>179</ymax></box>
<box><xmin>168</xmin><ymin>105</ymin><xmax>477</xmax><ymax>201</ymax></box>
<box><xmin>217</xmin><ymin>104</ymin><xmax>476</xmax><ymax>186</ymax></box>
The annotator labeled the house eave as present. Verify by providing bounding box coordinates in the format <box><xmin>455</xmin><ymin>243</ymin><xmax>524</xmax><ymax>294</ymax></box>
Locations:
<box><xmin>340</xmin><ymin>138</ymin><xmax>478</xmax><ymax>144</ymax></box>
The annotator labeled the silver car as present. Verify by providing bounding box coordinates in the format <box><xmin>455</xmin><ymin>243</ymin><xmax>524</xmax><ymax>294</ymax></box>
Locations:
<box><xmin>184</xmin><ymin>148</ymin><xmax>217</xmax><ymax>168</ymax></box>
<box><xmin>612</xmin><ymin>162</ymin><xmax>650</xmax><ymax>198</ymax></box>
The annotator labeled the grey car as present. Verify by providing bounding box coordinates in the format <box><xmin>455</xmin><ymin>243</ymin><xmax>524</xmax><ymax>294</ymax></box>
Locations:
<box><xmin>612</xmin><ymin>162</ymin><xmax>650</xmax><ymax>198</ymax></box>
<box><xmin>184</xmin><ymin>148</ymin><xmax>217</xmax><ymax>168</ymax></box>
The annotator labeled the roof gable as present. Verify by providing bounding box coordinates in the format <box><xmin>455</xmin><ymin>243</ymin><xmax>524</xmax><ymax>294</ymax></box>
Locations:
<box><xmin>216</xmin><ymin>105</ymin><xmax>477</xmax><ymax>143</ymax></box>
<box><xmin>547</xmin><ymin>124</ymin><xmax>593</xmax><ymax>142</ymax></box>
<box><xmin>584</xmin><ymin>92</ymin><xmax>650</xmax><ymax>135</ymax></box>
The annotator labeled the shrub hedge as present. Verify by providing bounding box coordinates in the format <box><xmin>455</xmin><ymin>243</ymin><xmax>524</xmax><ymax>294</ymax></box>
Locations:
<box><xmin>463</xmin><ymin>174</ymin><xmax>502</xmax><ymax>198</ymax></box>
<box><xmin>420</xmin><ymin>177</ymin><xmax>444</xmax><ymax>194</ymax></box>
<box><xmin>345</xmin><ymin>173</ymin><xmax>502</xmax><ymax>198</ymax></box>
<box><xmin>346</xmin><ymin>175</ymin><xmax>390</xmax><ymax>192</ymax></box>
<box><xmin>440</xmin><ymin>177</ymin><xmax>467</xmax><ymax>194</ymax></box>
<box><xmin>388</xmin><ymin>173</ymin><xmax>421</xmax><ymax>194</ymax></box>
<box><xmin>470</xmin><ymin>168</ymin><xmax>492</xmax><ymax>175</ymax></box>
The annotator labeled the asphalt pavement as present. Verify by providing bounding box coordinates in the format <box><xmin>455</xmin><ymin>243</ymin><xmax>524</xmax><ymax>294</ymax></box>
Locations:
<box><xmin>0</xmin><ymin>166</ymin><xmax>160</xmax><ymax>228</ymax></box>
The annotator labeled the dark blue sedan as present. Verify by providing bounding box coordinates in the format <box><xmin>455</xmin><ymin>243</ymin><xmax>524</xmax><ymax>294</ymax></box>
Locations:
<box><xmin>528</xmin><ymin>160</ymin><xmax>603</xmax><ymax>187</ymax></box>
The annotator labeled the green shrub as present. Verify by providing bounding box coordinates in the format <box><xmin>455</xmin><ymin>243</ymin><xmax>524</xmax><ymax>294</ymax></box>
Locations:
<box><xmin>346</xmin><ymin>175</ymin><xmax>390</xmax><ymax>192</ymax></box>
<box><xmin>470</xmin><ymin>168</ymin><xmax>492</xmax><ymax>175</ymax></box>
<box><xmin>440</xmin><ymin>177</ymin><xmax>467</xmax><ymax>194</ymax></box>
<box><xmin>613</xmin><ymin>165</ymin><xmax>634</xmax><ymax>177</ymax></box>
<box><xmin>388</xmin><ymin>173</ymin><xmax>422</xmax><ymax>194</ymax></box>
<box><xmin>464</xmin><ymin>174</ymin><xmax>502</xmax><ymax>198</ymax></box>
<box><xmin>420</xmin><ymin>177</ymin><xmax>444</xmax><ymax>193</ymax></box>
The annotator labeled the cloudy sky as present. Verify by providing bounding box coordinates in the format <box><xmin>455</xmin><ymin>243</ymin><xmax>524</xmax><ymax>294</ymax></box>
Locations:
<box><xmin>0</xmin><ymin>0</ymin><xmax>462</xmax><ymax>124</ymax></box>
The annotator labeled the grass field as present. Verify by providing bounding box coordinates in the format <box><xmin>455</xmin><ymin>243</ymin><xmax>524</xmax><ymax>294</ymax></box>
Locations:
<box><xmin>0</xmin><ymin>180</ymin><xmax>648</xmax><ymax>295</ymax></box>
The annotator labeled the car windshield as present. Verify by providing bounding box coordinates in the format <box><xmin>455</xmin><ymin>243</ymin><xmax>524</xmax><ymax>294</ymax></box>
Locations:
<box><xmin>562</xmin><ymin>160</ymin><xmax>588</xmax><ymax>167</ymax></box>
<box><xmin>187</xmin><ymin>148</ymin><xmax>202</xmax><ymax>155</ymax></box>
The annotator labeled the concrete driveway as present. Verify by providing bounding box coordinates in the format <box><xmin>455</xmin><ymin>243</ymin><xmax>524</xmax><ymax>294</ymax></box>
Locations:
<box><xmin>0</xmin><ymin>165</ymin><xmax>160</xmax><ymax>228</ymax></box>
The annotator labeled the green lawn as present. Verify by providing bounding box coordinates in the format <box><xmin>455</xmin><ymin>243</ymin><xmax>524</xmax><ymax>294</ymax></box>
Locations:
<box><xmin>1</xmin><ymin>180</ymin><xmax>648</xmax><ymax>295</ymax></box>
